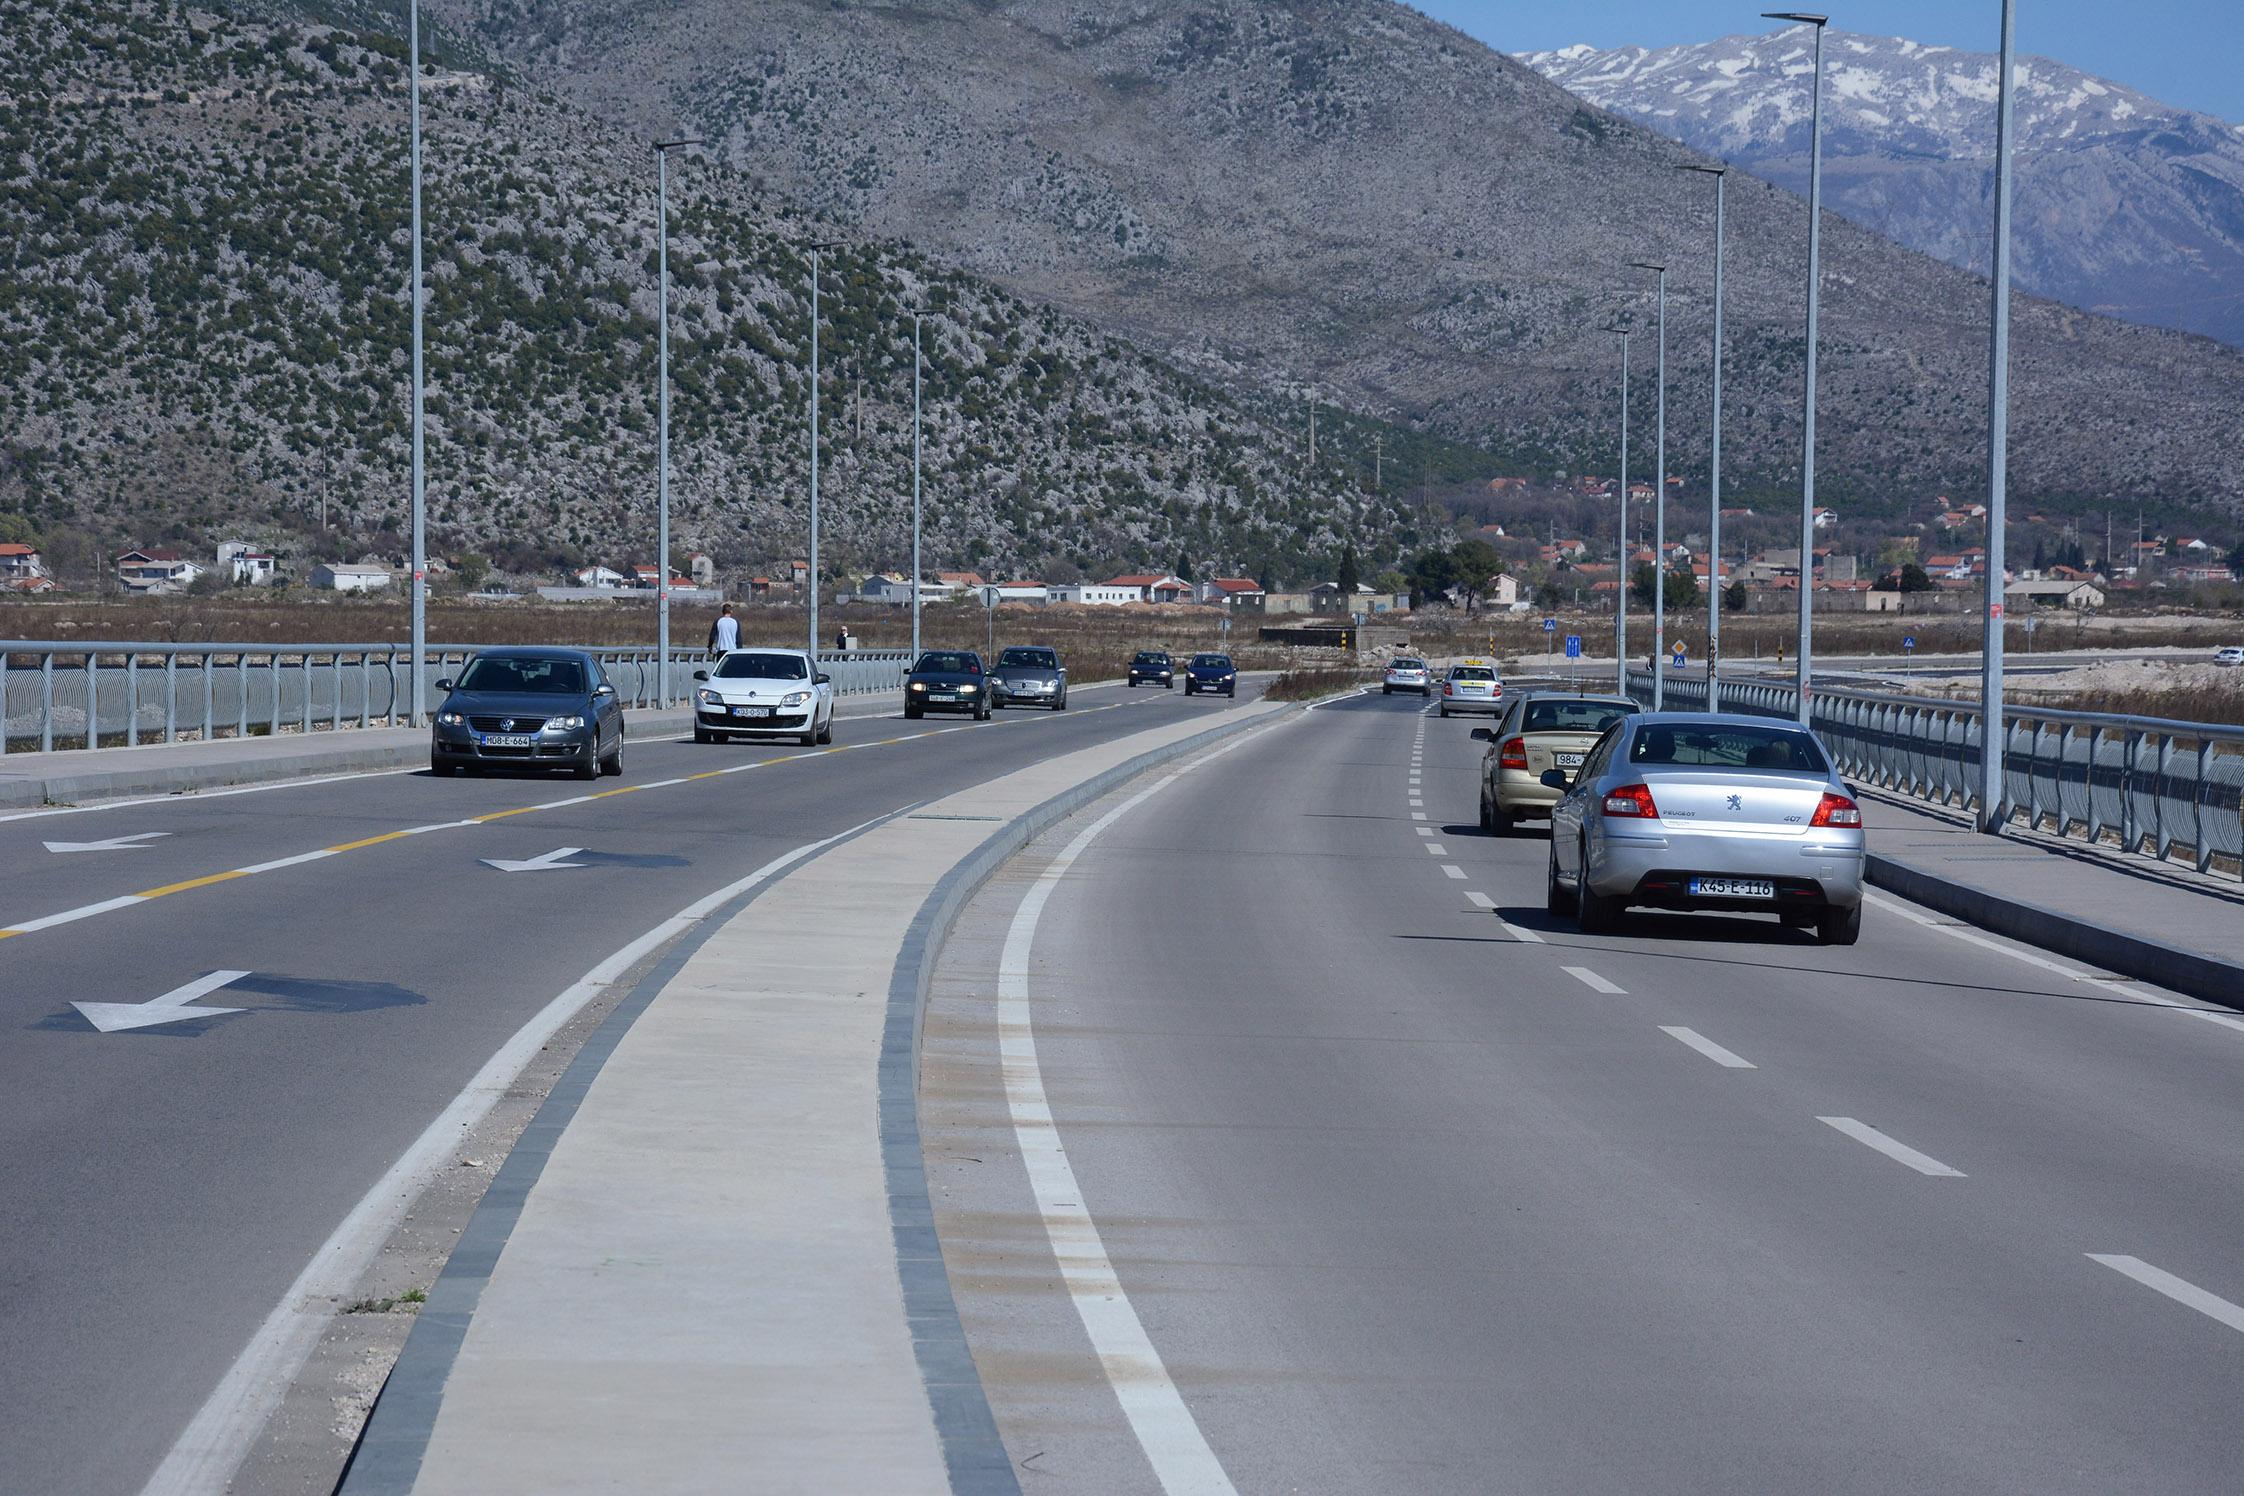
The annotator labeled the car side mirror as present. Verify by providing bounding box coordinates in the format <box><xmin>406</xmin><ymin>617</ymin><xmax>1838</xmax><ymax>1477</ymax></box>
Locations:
<box><xmin>1541</xmin><ymin>769</ymin><xmax>1571</xmax><ymax>790</ymax></box>
<box><xmin>594</xmin><ymin>683</ymin><xmax>615</xmax><ymax>697</ymax></box>
<box><xmin>1469</xmin><ymin>727</ymin><xmax>1494</xmax><ymax>742</ymax></box>
<box><xmin>692</xmin><ymin>670</ymin><xmax>708</xmax><ymax>682</ymax></box>
<box><xmin>433</xmin><ymin>678</ymin><xmax>453</xmax><ymax>693</ymax></box>
<box><xmin>815</xmin><ymin>673</ymin><xmax>831</xmax><ymax>685</ymax></box>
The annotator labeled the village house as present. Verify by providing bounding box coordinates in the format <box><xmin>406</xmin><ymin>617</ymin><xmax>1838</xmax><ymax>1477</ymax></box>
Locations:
<box><xmin>216</xmin><ymin>540</ymin><xmax>278</xmax><ymax>586</ymax></box>
<box><xmin>115</xmin><ymin>548</ymin><xmax>204</xmax><ymax>594</ymax></box>
<box><xmin>976</xmin><ymin>581</ymin><xmax>1051</xmax><ymax>606</ymax></box>
<box><xmin>1049</xmin><ymin>582</ymin><xmax>1141</xmax><ymax>607</ymax></box>
<box><xmin>1199</xmin><ymin>576</ymin><xmax>1264</xmax><ymax>607</ymax></box>
<box><xmin>0</xmin><ymin>542</ymin><xmax>49</xmax><ymax>581</ymax></box>
<box><xmin>1103</xmin><ymin>573</ymin><xmax>1195</xmax><ymax>604</ymax></box>
<box><xmin>309</xmin><ymin>563</ymin><xmax>391</xmax><ymax>594</ymax></box>
<box><xmin>2006</xmin><ymin>579</ymin><xmax>2106</xmax><ymax>611</ymax></box>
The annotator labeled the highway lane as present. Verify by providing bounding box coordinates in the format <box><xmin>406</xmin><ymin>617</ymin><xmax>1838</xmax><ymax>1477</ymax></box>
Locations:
<box><xmin>0</xmin><ymin>678</ymin><xmax>1250</xmax><ymax>1496</ymax></box>
<box><xmin>924</xmin><ymin>688</ymin><xmax>2244</xmax><ymax>1493</ymax></box>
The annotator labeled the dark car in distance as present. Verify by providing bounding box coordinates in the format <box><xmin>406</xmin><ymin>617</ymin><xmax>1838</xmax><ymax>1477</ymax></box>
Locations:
<box><xmin>1128</xmin><ymin>650</ymin><xmax>1175</xmax><ymax>688</ymax></box>
<box><xmin>990</xmin><ymin>646</ymin><xmax>1067</xmax><ymax>710</ymax></box>
<box><xmin>430</xmin><ymin>647</ymin><xmax>624</xmax><ymax>778</ymax></box>
<box><xmin>905</xmin><ymin>650</ymin><xmax>991</xmax><ymax>720</ymax></box>
<box><xmin>1184</xmin><ymin>652</ymin><xmax>1237</xmax><ymax>697</ymax></box>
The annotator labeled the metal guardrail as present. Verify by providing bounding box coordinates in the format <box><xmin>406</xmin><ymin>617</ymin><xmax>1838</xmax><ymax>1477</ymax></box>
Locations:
<box><xmin>0</xmin><ymin>642</ymin><xmax>912</xmax><ymax>755</ymax></box>
<box><xmin>1623</xmin><ymin>669</ymin><xmax>2244</xmax><ymax>881</ymax></box>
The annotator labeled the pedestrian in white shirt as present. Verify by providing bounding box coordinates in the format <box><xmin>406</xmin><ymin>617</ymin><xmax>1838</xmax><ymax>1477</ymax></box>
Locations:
<box><xmin>706</xmin><ymin>603</ymin><xmax>740</xmax><ymax>657</ymax></box>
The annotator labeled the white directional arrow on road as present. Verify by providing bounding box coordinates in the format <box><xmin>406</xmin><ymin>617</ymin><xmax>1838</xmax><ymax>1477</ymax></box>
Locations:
<box><xmin>73</xmin><ymin>970</ymin><xmax>251</xmax><ymax>1033</ymax></box>
<box><xmin>479</xmin><ymin>847</ymin><xmax>587</xmax><ymax>873</ymax></box>
<box><xmin>42</xmin><ymin>831</ymin><xmax>171</xmax><ymax>854</ymax></box>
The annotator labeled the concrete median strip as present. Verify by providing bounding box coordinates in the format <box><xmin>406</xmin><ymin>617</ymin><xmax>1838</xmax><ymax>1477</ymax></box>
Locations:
<box><xmin>339</xmin><ymin>695</ymin><xmax>1296</xmax><ymax>1495</ymax></box>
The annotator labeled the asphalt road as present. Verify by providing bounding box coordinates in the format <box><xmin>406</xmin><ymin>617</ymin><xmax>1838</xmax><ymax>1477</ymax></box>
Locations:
<box><xmin>0</xmin><ymin>677</ymin><xmax>1249</xmax><ymax>1496</ymax></box>
<box><xmin>925</xmin><ymin>688</ymin><xmax>2244</xmax><ymax>1494</ymax></box>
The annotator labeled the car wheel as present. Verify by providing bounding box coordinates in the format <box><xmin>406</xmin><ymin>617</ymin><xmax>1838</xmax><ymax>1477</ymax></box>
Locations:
<box><xmin>693</xmin><ymin>724</ymin><xmax>711</xmax><ymax>744</ymax></box>
<box><xmin>1226</xmin><ymin>686</ymin><xmax>1235</xmax><ymax>697</ymax></box>
<box><xmin>601</xmin><ymin>736</ymin><xmax>624</xmax><ymax>776</ymax></box>
<box><xmin>1438</xmin><ymin>706</ymin><xmax>1451</xmax><ymax>718</ymax></box>
<box><xmin>1546</xmin><ymin>844</ymin><xmax>1571</xmax><ymax>917</ymax></box>
<box><xmin>905</xmin><ymin>703</ymin><xmax>922</xmax><ymax>720</ymax></box>
<box><xmin>1383</xmin><ymin>685</ymin><xmax>1392</xmax><ymax>695</ymax></box>
<box><xmin>1127</xmin><ymin>679</ymin><xmax>1136</xmax><ymax>688</ymax></box>
<box><xmin>816</xmin><ymin>712</ymin><xmax>833</xmax><ymax>746</ymax></box>
<box><xmin>1490</xmin><ymin>801</ymin><xmax>1513</xmax><ymax>837</ymax></box>
<box><xmin>1816</xmin><ymin>904</ymin><xmax>1863</xmax><ymax>946</ymax></box>
<box><xmin>574</xmin><ymin>749</ymin><xmax>599</xmax><ymax>780</ymax></box>
<box><xmin>1052</xmin><ymin>695</ymin><xmax>1066</xmax><ymax>711</ymax></box>
<box><xmin>1576</xmin><ymin>843</ymin><xmax>1623</xmax><ymax>932</ymax></box>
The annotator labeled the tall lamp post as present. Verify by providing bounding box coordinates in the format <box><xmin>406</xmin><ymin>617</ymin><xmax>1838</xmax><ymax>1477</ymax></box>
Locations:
<box><xmin>407</xmin><ymin>0</ymin><xmax>426</xmax><ymax>725</ymax></box>
<box><xmin>1630</xmin><ymin>261</ymin><xmax>1668</xmax><ymax>709</ymax></box>
<box><xmin>1606</xmin><ymin>321</ymin><xmax>1632</xmax><ymax>693</ymax></box>
<box><xmin>1979</xmin><ymin>0</ymin><xmax>2019</xmax><ymax>833</ymax></box>
<box><xmin>1682</xmin><ymin>164</ymin><xmax>1727</xmax><ymax>712</ymax></box>
<box><xmin>804</xmin><ymin>241</ymin><xmax>843</xmax><ymax>660</ymax></box>
<box><xmin>653</xmin><ymin>136</ymin><xmax>701</xmax><ymax>708</ymax></box>
<box><xmin>911</xmin><ymin>310</ymin><xmax>925</xmax><ymax>660</ymax></box>
<box><xmin>1764</xmin><ymin>10</ymin><xmax>1828</xmax><ymax>724</ymax></box>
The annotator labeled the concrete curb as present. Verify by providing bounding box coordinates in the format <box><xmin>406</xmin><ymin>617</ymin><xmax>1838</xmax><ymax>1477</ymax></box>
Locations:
<box><xmin>1865</xmin><ymin>852</ymin><xmax>2244</xmax><ymax>1012</ymax></box>
<box><xmin>879</xmin><ymin>699</ymin><xmax>1295</xmax><ymax>1496</ymax></box>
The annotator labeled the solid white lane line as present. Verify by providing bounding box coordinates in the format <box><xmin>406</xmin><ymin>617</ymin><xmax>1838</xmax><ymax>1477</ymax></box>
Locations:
<box><xmin>2087</xmin><ymin>1255</ymin><xmax>2244</xmax><ymax>1335</ymax></box>
<box><xmin>1863</xmin><ymin>890</ymin><xmax>2244</xmax><ymax>1036</ymax></box>
<box><xmin>1000</xmin><ymin>783</ymin><xmax>1239</xmax><ymax>1496</ymax></box>
<box><xmin>1441</xmin><ymin>865</ymin><xmax>1467</xmax><ymax>880</ymax></box>
<box><xmin>1464</xmin><ymin>892</ymin><xmax>1496</xmax><ymax>909</ymax></box>
<box><xmin>0</xmin><ymin>767</ymin><xmax>420</xmax><ymax>823</ymax></box>
<box><xmin>233</xmin><ymin>849</ymin><xmax>340</xmax><ymax>876</ymax></box>
<box><xmin>1817</xmin><ymin>1116</ymin><xmax>1965</xmax><ymax>1177</ymax></box>
<box><xmin>1424</xmin><ymin>843</ymin><xmax>1447</xmax><ymax>856</ymax></box>
<box><xmin>7</xmin><ymin>894</ymin><xmax>146</xmax><ymax>932</ymax></box>
<box><xmin>141</xmin><ymin>818</ymin><xmax>887</xmax><ymax>1496</ymax></box>
<box><xmin>1564</xmin><ymin>966</ymin><xmax>1625</xmax><ymax>995</ymax></box>
<box><xmin>1661</xmin><ymin>1026</ymin><xmax>1757</xmax><ymax>1069</ymax></box>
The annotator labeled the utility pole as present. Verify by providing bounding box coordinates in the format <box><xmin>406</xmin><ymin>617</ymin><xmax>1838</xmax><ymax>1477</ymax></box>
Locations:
<box><xmin>407</xmin><ymin>0</ymin><xmax>426</xmax><ymax>726</ymax></box>
<box><xmin>1608</xmin><ymin>322</ymin><xmax>1631</xmax><ymax>694</ymax></box>
<box><xmin>1765</xmin><ymin>11</ymin><xmax>1828</xmax><ymax>725</ymax></box>
<box><xmin>1977</xmin><ymin>0</ymin><xmax>2017</xmax><ymax>835</ymax></box>
<box><xmin>654</xmin><ymin>136</ymin><xmax>702</xmax><ymax>708</ymax></box>
<box><xmin>1631</xmin><ymin>261</ymin><xmax>1667</xmax><ymax>709</ymax></box>
<box><xmin>911</xmin><ymin>310</ymin><xmax>924</xmax><ymax>661</ymax></box>
<box><xmin>1683</xmin><ymin>164</ymin><xmax>1727</xmax><ymax>711</ymax></box>
<box><xmin>805</xmin><ymin>242</ymin><xmax>840</xmax><ymax>659</ymax></box>
<box><xmin>1372</xmin><ymin>434</ymin><xmax>1382</xmax><ymax>492</ymax></box>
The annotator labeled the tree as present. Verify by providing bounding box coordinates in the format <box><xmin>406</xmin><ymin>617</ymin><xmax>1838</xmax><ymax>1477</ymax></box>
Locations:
<box><xmin>1899</xmin><ymin>562</ymin><xmax>1935</xmax><ymax>593</ymax></box>
<box><xmin>1451</xmin><ymin>538</ymin><xmax>1503</xmax><ymax>611</ymax></box>
<box><xmin>1335</xmin><ymin>542</ymin><xmax>1361</xmax><ymax>596</ymax></box>
<box><xmin>1724</xmin><ymin>580</ymin><xmax>1748</xmax><ymax>612</ymax></box>
<box><xmin>1630</xmin><ymin>562</ymin><xmax>1659</xmax><ymax>609</ymax></box>
<box><xmin>456</xmin><ymin>552</ymin><xmax>491</xmax><ymax>592</ymax></box>
<box><xmin>1371</xmin><ymin>568</ymin><xmax>1408</xmax><ymax>596</ymax></box>
<box><xmin>1174</xmin><ymin>549</ymin><xmax>1195</xmax><ymax>583</ymax></box>
<box><xmin>1405</xmin><ymin>546</ymin><xmax>1459</xmax><ymax>607</ymax></box>
<box><xmin>1664</xmin><ymin>567</ymin><xmax>1701</xmax><ymax>611</ymax></box>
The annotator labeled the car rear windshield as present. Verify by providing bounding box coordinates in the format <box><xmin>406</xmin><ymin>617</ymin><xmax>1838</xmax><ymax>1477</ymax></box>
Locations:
<box><xmin>1629</xmin><ymin>724</ymin><xmax>1829</xmax><ymax>774</ymax></box>
<box><xmin>1192</xmin><ymin>655</ymin><xmax>1231</xmax><ymax>668</ymax></box>
<box><xmin>1391</xmin><ymin>659</ymin><xmax>1425</xmax><ymax>670</ymax></box>
<box><xmin>1523</xmin><ymin>699</ymin><xmax>1638</xmax><ymax>733</ymax></box>
<box><xmin>458</xmin><ymin>656</ymin><xmax>584</xmax><ymax>694</ymax></box>
<box><xmin>1449</xmin><ymin>667</ymin><xmax>1496</xmax><ymax>681</ymax></box>
<box><xmin>914</xmin><ymin>652</ymin><xmax>981</xmax><ymax>674</ymax></box>
<box><xmin>714</xmin><ymin>652</ymin><xmax>807</xmax><ymax>680</ymax></box>
<box><xmin>999</xmin><ymin>648</ymin><xmax>1056</xmax><ymax>668</ymax></box>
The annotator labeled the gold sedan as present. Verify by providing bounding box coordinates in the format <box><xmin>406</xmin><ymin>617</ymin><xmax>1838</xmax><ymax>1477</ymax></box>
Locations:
<box><xmin>1474</xmin><ymin>693</ymin><xmax>1640</xmax><ymax>835</ymax></box>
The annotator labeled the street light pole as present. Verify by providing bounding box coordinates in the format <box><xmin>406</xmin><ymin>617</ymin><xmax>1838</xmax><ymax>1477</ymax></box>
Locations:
<box><xmin>1765</xmin><ymin>11</ymin><xmax>1828</xmax><ymax>725</ymax></box>
<box><xmin>807</xmin><ymin>244</ymin><xmax>828</xmax><ymax>659</ymax></box>
<box><xmin>911</xmin><ymin>310</ymin><xmax>924</xmax><ymax>661</ymax></box>
<box><xmin>1683</xmin><ymin>165</ymin><xmax>1727</xmax><ymax>712</ymax></box>
<box><xmin>1979</xmin><ymin>0</ymin><xmax>2019</xmax><ymax>834</ymax></box>
<box><xmin>1631</xmin><ymin>262</ymin><xmax>1667</xmax><ymax>710</ymax></box>
<box><xmin>407</xmin><ymin>0</ymin><xmax>426</xmax><ymax>725</ymax></box>
<box><xmin>653</xmin><ymin>137</ymin><xmax>701</xmax><ymax>708</ymax></box>
<box><xmin>1607</xmin><ymin>322</ymin><xmax>1631</xmax><ymax>693</ymax></box>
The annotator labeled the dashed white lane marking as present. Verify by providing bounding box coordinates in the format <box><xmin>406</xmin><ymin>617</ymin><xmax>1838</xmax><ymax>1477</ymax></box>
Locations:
<box><xmin>1408</xmin><ymin>798</ymin><xmax>1424</xmax><ymax>808</ymax></box>
<box><xmin>1863</xmin><ymin>890</ymin><xmax>2244</xmax><ymax>1036</ymax></box>
<box><xmin>1661</xmin><ymin>1025</ymin><xmax>1757</xmax><ymax>1069</ymax></box>
<box><xmin>1410</xmin><ymin>812</ymin><xmax>1427</xmax><ymax>822</ymax></box>
<box><xmin>1424</xmin><ymin>842</ymin><xmax>1447</xmax><ymax>855</ymax></box>
<box><xmin>997</xmin><ymin>784</ymin><xmax>1240</xmax><ymax>1495</ymax></box>
<box><xmin>1817</xmin><ymin>1116</ymin><xmax>1966</xmax><ymax>1177</ymax></box>
<box><xmin>1441</xmin><ymin>865</ymin><xmax>1467</xmax><ymax>880</ymax></box>
<box><xmin>1564</xmin><ymin>966</ymin><xmax>1625</xmax><ymax>995</ymax></box>
<box><xmin>2088</xmin><ymin>1255</ymin><xmax>2244</xmax><ymax>1335</ymax></box>
<box><xmin>1415</xmin><ymin>826</ymin><xmax>1435</xmax><ymax>837</ymax></box>
<box><xmin>1465</xmin><ymin>891</ymin><xmax>1496</xmax><ymax>909</ymax></box>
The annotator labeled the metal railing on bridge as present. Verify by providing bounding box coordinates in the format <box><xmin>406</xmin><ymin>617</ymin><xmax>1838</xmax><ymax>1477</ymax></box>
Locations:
<box><xmin>0</xmin><ymin>642</ymin><xmax>912</xmax><ymax>756</ymax></box>
<box><xmin>1623</xmin><ymin>669</ymin><xmax>2244</xmax><ymax>882</ymax></box>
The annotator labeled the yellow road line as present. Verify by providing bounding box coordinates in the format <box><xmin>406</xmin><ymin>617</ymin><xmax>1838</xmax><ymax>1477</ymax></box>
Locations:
<box><xmin>135</xmin><ymin>869</ymin><xmax>250</xmax><ymax>898</ymax></box>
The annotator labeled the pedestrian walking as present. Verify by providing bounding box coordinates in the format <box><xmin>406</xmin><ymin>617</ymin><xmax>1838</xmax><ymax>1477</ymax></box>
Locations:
<box><xmin>707</xmin><ymin>603</ymin><xmax>740</xmax><ymax>658</ymax></box>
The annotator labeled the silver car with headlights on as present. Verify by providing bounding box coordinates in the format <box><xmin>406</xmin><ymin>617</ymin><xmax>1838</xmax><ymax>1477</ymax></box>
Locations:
<box><xmin>1545</xmin><ymin>713</ymin><xmax>1866</xmax><ymax>945</ymax></box>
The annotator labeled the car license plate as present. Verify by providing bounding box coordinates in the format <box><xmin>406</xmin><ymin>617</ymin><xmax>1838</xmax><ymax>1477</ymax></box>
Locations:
<box><xmin>480</xmin><ymin>733</ymin><xmax>535</xmax><ymax>749</ymax></box>
<box><xmin>733</xmin><ymin>705</ymin><xmax>772</xmax><ymax>719</ymax></box>
<box><xmin>1554</xmin><ymin>751</ymin><xmax>1584</xmax><ymax>767</ymax></box>
<box><xmin>1690</xmin><ymin>877</ymin><xmax>1775</xmax><ymax>899</ymax></box>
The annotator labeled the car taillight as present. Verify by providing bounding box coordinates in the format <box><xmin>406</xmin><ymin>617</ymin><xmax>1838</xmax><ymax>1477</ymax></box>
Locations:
<box><xmin>1498</xmin><ymin>737</ymin><xmax>1528</xmax><ymax>771</ymax></box>
<box><xmin>1811</xmin><ymin>792</ymin><xmax>1862</xmax><ymax>828</ymax></box>
<box><xmin>1444</xmin><ymin>681</ymin><xmax>1455</xmax><ymax>695</ymax></box>
<box><xmin>1601</xmin><ymin>783</ymin><xmax>1659</xmax><ymax>818</ymax></box>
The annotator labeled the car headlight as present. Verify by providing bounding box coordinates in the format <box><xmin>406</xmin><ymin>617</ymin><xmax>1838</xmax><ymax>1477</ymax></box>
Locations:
<box><xmin>780</xmin><ymin>691</ymin><xmax>810</xmax><ymax>706</ymax></box>
<box><xmin>909</xmin><ymin>681</ymin><xmax>928</xmax><ymax>692</ymax></box>
<box><xmin>959</xmin><ymin>684</ymin><xmax>979</xmax><ymax>694</ymax></box>
<box><xmin>436</xmin><ymin>710</ymin><xmax>464</xmax><ymax>726</ymax></box>
<box><xmin>697</xmin><ymin>689</ymin><xmax>720</xmax><ymax>706</ymax></box>
<box><xmin>545</xmin><ymin>715</ymin><xmax>586</xmax><ymax>731</ymax></box>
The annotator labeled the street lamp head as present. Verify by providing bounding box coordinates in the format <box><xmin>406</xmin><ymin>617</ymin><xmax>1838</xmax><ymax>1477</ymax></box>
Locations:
<box><xmin>653</xmin><ymin>137</ymin><xmax>704</xmax><ymax>151</ymax></box>
<box><xmin>1629</xmin><ymin>261</ymin><xmax>1666</xmax><ymax>274</ymax></box>
<box><xmin>1680</xmin><ymin>164</ymin><xmax>1727</xmax><ymax>177</ymax></box>
<box><xmin>1762</xmin><ymin>12</ymin><xmax>1829</xmax><ymax>25</ymax></box>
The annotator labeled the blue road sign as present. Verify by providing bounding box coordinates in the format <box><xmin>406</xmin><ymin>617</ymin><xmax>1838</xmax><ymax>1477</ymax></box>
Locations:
<box><xmin>1673</xmin><ymin>649</ymin><xmax>1687</xmax><ymax>667</ymax></box>
<box><xmin>1542</xmin><ymin>616</ymin><xmax>1558</xmax><ymax>632</ymax></box>
<box><xmin>1904</xmin><ymin>634</ymin><xmax>1917</xmax><ymax>651</ymax></box>
<box><xmin>1564</xmin><ymin>635</ymin><xmax>1582</xmax><ymax>659</ymax></box>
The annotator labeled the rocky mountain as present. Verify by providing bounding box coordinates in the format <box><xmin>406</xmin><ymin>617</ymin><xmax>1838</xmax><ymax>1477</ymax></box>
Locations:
<box><xmin>0</xmin><ymin>0</ymin><xmax>1451</xmax><ymax>588</ymax></box>
<box><xmin>1521</xmin><ymin>30</ymin><xmax>2244</xmax><ymax>350</ymax></box>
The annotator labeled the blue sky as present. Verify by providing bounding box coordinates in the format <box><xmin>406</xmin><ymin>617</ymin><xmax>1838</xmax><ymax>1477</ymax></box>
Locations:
<box><xmin>1417</xmin><ymin>0</ymin><xmax>2242</xmax><ymax>123</ymax></box>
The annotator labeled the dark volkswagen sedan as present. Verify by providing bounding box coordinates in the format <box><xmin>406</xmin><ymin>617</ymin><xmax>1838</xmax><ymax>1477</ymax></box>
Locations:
<box><xmin>430</xmin><ymin>647</ymin><xmax>624</xmax><ymax>778</ymax></box>
<box><xmin>905</xmin><ymin>650</ymin><xmax>991</xmax><ymax>720</ymax></box>
<box><xmin>1183</xmin><ymin>652</ymin><xmax>1237</xmax><ymax>697</ymax></box>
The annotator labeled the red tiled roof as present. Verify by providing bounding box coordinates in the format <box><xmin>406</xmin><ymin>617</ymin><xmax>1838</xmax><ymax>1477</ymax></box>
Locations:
<box><xmin>0</xmin><ymin>542</ymin><xmax>35</xmax><ymax>556</ymax></box>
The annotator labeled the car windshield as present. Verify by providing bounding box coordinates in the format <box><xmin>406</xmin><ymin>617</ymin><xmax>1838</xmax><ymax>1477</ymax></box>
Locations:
<box><xmin>1524</xmin><ymin>699</ymin><xmax>1639</xmax><ymax>733</ymax></box>
<box><xmin>457</xmin><ymin>656</ymin><xmax>585</xmax><ymax>694</ymax></box>
<box><xmin>1449</xmin><ymin>667</ymin><xmax>1495</xmax><ymax>681</ymax></box>
<box><xmin>714</xmin><ymin>653</ymin><xmax>807</xmax><ymax>680</ymax></box>
<box><xmin>1134</xmin><ymin>652</ymin><xmax>1168</xmax><ymax>664</ymax></box>
<box><xmin>999</xmin><ymin>648</ymin><xmax>1056</xmax><ymax>668</ymax></box>
<box><xmin>1192</xmin><ymin>655</ymin><xmax>1230</xmax><ymax>668</ymax></box>
<box><xmin>914</xmin><ymin>652</ymin><xmax>980</xmax><ymax>674</ymax></box>
<box><xmin>1629</xmin><ymin>724</ymin><xmax>1829</xmax><ymax>774</ymax></box>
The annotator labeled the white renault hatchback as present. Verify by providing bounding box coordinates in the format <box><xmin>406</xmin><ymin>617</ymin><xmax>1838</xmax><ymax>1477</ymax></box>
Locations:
<box><xmin>691</xmin><ymin>648</ymin><xmax>835</xmax><ymax>746</ymax></box>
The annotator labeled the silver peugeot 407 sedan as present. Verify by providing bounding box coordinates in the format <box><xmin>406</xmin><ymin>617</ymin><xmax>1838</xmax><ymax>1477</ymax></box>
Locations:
<box><xmin>1546</xmin><ymin>712</ymin><xmax>1867</xmax><ymax>945</ymax></box>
